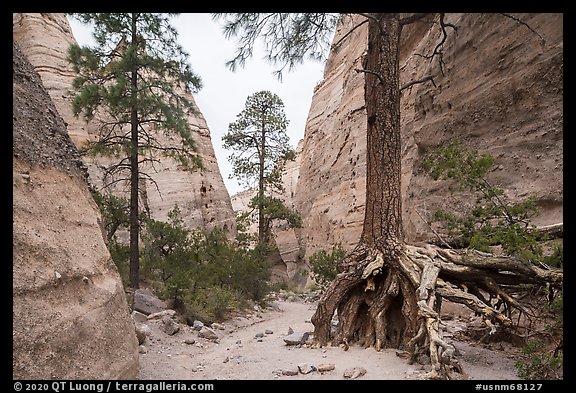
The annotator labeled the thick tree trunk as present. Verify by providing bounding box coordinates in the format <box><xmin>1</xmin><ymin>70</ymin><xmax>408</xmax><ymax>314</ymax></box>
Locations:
<box><xmin>258</xmin><ymin>115</ymin><xmax>267</xmax><ymax>245</ymax></box>
<box><xmin>361</xmin><ymin>13</ymin><xmax>403</xmax><ymax>246</ymax></box>
<box><xmin>312</xmin><ymin>12</ymin><xmax>419</xmax><ymax>353</ymax></box>
<box><xmin>129</xmin><ymin>13</ymin><xmax>140</xmax><ymax>290</ymax></box>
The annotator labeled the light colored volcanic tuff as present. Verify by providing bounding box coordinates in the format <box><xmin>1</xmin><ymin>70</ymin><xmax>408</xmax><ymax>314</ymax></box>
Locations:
<box><xmin>13</xmin><ymin>13</ymin><xmax>236</xmax><ymax>234</ymax></box>
<box><xmin>293</xmin><ymin>13</ymin><xmax>562</xmax><ymax>262</ymax></box>
<box><xmin>13</xmin><ymin>42</ymin><xmax>139</xmax><ymax>379</ymax></box>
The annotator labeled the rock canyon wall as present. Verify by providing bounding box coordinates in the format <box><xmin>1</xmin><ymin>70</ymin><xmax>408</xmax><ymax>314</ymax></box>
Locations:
<box><xmin>13</xmin><ymin>13</ymin><xmax>236</xmax><ymax>234</ymax></box>
<box><xmin>13</xmin><ymin>42</ymin><xmax>139</xmax><ymax>379</ymax></box>
<box><xmin>294</xmin><ymin>13</ymin><xmax>563</xmax><ymax>263</ymax></box>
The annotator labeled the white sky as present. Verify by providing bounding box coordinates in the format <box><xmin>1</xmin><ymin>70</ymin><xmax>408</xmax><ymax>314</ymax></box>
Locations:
<box><xmin>68</xmin><ymin>13</ymin><xmax>331</xmax><ymax>197</ymax></box>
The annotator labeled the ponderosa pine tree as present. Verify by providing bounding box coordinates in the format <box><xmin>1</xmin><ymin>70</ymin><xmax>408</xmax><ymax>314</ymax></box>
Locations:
<box><xmin>214</xmin><ymin>13</ymin><xmax>562</xmax><ymax>379</ymax></box>
<box><xmin>223</xmin><ymin>91</ymin><xmax>301</xmax><ymax>245</ymax></box>
<box><xmin>68</xmin><ymin>13</ymin><xmax>203</xmax><ymax>290</ymax></box>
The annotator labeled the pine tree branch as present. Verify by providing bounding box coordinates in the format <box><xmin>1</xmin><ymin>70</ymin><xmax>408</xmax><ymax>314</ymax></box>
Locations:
<box><xmin>415</xmin><ymin>208</ymin><xmax>453</xmax><ymax>249</ymax></box>
<box><xmin>400</xmin><ymin>75</ymin><xmax>436</xmax><ymax>91</ymax></box>
<box><xmin>500</xmin><ymin>13</ymin><xmax>545</xmax><ymax>46</ymax></box>
<box><xmin>399</xmin><ymin>13</ymin><xmax>430</xmax><ymax>26</ymax></box>
<box><xmin>332</xmin><ymin>19</ymin><xmax>369</xmax><ymax>50</ymax></box>
<box><xmin>355</xmin><ymin>68</ymin><xmax>385</xmax><ymax>85</ymax></box>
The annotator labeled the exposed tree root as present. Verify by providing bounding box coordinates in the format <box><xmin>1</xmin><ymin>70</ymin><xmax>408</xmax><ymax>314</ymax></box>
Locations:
<box><xmin>311</xmin><ymin>240</ymin><xmax>563</xmax><ymax>380</ymax></box>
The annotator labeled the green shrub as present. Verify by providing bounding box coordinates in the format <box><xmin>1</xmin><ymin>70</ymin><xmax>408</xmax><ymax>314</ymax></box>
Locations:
<box><xmin>140</xmin><ymin>205</ymin><xmax>272</xmax><ymax>321</ymax></box>
<box><xmin>422</xmin><ymin>139</ymin><xmax>557</xmax><ymax>266</ymax></box>
<box><xmin>108</xmin><ymin>239</ymin><xmax>130</xmax><ymax>286</ymax></box>
<box><xmin>309</xmin><ymin>243</ymin><xmax>345</xmax><ymax>288</ymax></box>
<box><xmin>515</xmin><ymin>340</ymin><xmax>563</xmax><ymax>379</ymax></box>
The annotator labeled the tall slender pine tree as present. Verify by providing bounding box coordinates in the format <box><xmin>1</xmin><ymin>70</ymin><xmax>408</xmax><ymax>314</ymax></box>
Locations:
<box><xmin>68</xmin><ymin>13</ymin><xmax>203</xmax><ymax>289</ymax></box>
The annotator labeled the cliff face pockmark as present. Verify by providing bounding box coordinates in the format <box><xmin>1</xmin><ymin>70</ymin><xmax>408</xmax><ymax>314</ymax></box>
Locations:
<box><xmin>13</xmin><ymin>42</ymin><xmax>140</xmax><ymax>379</ymax></box>
<box><xmin>13</xmin><ymin>13</ymin><xmax>236</xmax><ymax>235</ymax></box>
<box><xmin>294</xmin><ymin>13</ymin><xmax>562</xmax><ymax>261</ymax></box>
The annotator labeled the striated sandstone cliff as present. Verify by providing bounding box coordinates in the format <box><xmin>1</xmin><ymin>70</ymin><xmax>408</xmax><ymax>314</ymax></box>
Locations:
<box><xmin>294</xmin><ymin>13</ymin><xmax>563</xmax><ymax>262</ymax></box>
<box><xmin>13</xmin><ymin>42</ymin><xmax>139</xmax><ymax>379</ymax></box>
<box><xmin>13</xmin><ymin>13</ymin><xmax>236</xmax><ymax>234</ymax></box>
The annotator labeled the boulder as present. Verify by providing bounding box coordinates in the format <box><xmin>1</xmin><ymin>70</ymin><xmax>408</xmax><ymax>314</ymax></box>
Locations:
<box><xmin>193</xmin><ymin>320</ymin><xmax>204</xmax><ymax>331</ymax></box>
<box><xmin>159</xmin><ymin>315</ymin><xmax>180</xmax><ymax>336</ymax></box>
<box><xmin>198</xmin><ymin>326</ymin><xmax>218</xmax><ymax>341</ymax></box>
<box><xmin>133</xmin><ymin>289</ymin><xmax>167</xmax><ymax>315</ymax></box>
<box><xmin>282</xmin><ymin>369</ymin><xmax>299</xmax><ymax>376</ymax></box>
<box><xmin>134</xmin><ymin>325</ymin><xmax>148</xmax><ymax>344</ymax></box>
<box><xmin>147</xmin><ymin>309</ymin><xmax>176</xmax><ymax>320</ymax></box>
<box><xmin>317</xmin><ymin>363</ymin><xmax>335</xmax><ymax>372</ymax></box>
<box><xmin>343</xmin><ymin>367</ymin><xmax>367</xmax><ymax>379</ymax></box>
<box><xmin>298</xmin><ymin>363</ymin><xmax>315</xmax><ymax>374</ymax></box>
<box><xmin>131</xmin><ymin>311</ymin><xmax>148</xmax><ymax>323</ymax></box>
<box><xmin>283</xmin><ymin>331</ymin><xmax>309</xmax><ymax>345</ymax></box>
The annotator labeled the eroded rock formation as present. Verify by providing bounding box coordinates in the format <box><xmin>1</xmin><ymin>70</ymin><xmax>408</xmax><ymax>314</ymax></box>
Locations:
<box><xmin>13</xmin><ymin>13</ymin><xmax>236</xmax><ymax>234</ymax></box>
<box><xmin>294</xmin><ymin>13</ymin><xmax>562</xmax><ymax>262</ymax></box>
<box><xmin>13</xmin><ymin>42</ymin><xmax>139</xmax><ymax>379</ymax></box>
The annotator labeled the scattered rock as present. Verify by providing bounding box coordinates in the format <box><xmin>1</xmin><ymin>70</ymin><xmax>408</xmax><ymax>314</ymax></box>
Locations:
<box><xmin>235</xmin><ymin>340</ymin><xmax>242</xmax><ymax>345</ymax></box>
<box><xmin>282</xmin><ymin>369</ymin><xmax>299</xmax><ymax>376</ymax></box>
<box><xmin>256</xmin><ymin>338</ymin><xmax>263</xmax><ymax>342</ymax></box>
<box><xmin>223</xmin><ymin>356</ymin><xmax>229</xmax><ymax>363</ymax></box>
<box><xmin>317</xmin><ymin>363</ymin><xmax>335</xmax><ymax>372</ymax></box>
<box><xmin>265</xmin><ymin>329</ymin><xmax>273</xmax><ymax>335</ymax></box>
<box><xmin>211</xmin><ymin>322</ymin><xmax>225</xmax><ymax>330</ymax></box>
<box><xmin>395</xmin><ymin>350</ymin><xmax>411</xmax><ymax>359</ymax></box>
<box><xmin>198</xmin><ymin>326</ymin><xmax>219</xmax><ymax>341</ymax></box>
<box><xmin>147</xmin><ymin>309</ymin><xmax>176</xmax><ymax>320</ymax></box>
<box><xmin>138</xmin><ymin>345</ymin><xmax>147</xmax><ymax>354</ymax></box>
<box><xmin>133</xmin><ymin>289</ymin><xmax>167</xmax><ymax>315</ymax></box>
<box><xmin>287</xmin><ymin>327</ymin><xmax>294</xmax><ymax>335</ymax></box>
<box><xmin>159</xmin><ymin>315</ymin><xmax>180</xmax><ymax>336</ymax></box>
<box><xmin>283</xmin><ymin>331</ymin><xmax>309</xmax><ymax>346</ymax></box>
<box><xmin>135</xmin><ymin>326</ymin><xmax>146</xmax><ymax>345</ymax></box>
<box><xmin>131</xmin><ymin>311</ymin><xmax>148</xmax><ymax>323</ymax></box>
<box><xmin>298</xmin><ymin>363</ymin><xmax>315</xmax><ymax>374</ymax></box>
<box><xmin>193</xmin><ymin>320</ymin><xmax>204</xmax><ymax>331</ymax></box>
<box><xmin>184</xmin><ymin>338</ymin><xmax>196</xmax><ymax>345</ymax></box>
<box><xmin>343</xmin><ymin>367</ymin><xmax>367</xmax><ymax>379</ymax></box>
<box><xmin>255</xmin><ymin>332</ymin><xmax>264</xmax><ymax>338</ymax></box>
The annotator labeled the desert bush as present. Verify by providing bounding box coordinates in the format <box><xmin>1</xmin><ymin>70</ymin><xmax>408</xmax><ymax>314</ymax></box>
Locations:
<box><xmin>140</xmin><ymin>205</ymin><xmax>272</xmax><ymax>322</ymax></box>
<box><xmin>422</xmin><ymin>139</ymin><xmax>562</xmax><ymax>267</ymax></box>
<box><xmin>309</xmin><ymin>243</ymin><xmax>345</xmax><ymax>288</ymax></box>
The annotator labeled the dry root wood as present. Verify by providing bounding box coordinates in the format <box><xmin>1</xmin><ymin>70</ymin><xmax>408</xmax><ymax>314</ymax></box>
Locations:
<box><xmin>311</xmin><ymin>240</ymin><xmax>562</xmax><ymax>380</ymax></box>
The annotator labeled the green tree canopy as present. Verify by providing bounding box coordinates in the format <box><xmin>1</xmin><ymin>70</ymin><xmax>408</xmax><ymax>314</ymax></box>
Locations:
<box><xmin>223</xmin><ymin>91</ymin><xmax>301</xmax><ymax>244</ymax></box>
<box><xmin>68</xmin><ymin>13</ymin><xmax>203</xmax><ymax>288</ymax></box>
